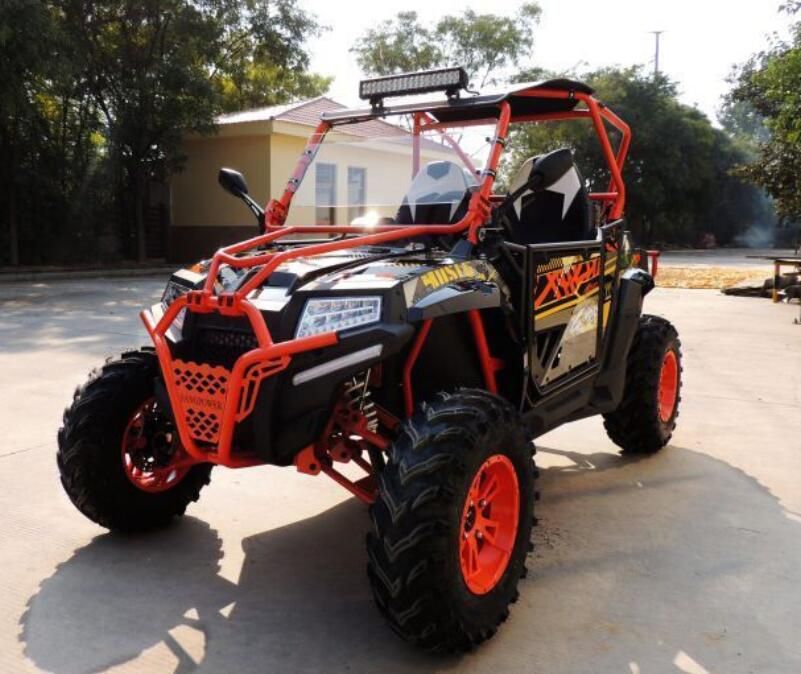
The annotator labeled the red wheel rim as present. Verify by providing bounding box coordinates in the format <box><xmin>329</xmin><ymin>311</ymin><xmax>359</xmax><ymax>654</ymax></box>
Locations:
<box><xmin>658</xmin><ymin>349</ymin><xmax>679</xmax><ymax>423</ymax></box>
<box><xmin>122</xmin><ymin>398</ymin><xmax>192</xmax><ymax>493</ymax></box>
<box><xmin>459</xmin><ymin>454</ymin><xmax>520</xmax><ymax>595</ymax></box>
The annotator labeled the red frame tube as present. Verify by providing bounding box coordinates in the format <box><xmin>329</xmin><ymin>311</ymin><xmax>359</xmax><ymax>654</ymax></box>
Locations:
<box><xmin>416</xmin><ymin>112</ymin><xmax>479</xmax><ymax>177</ymax></box>
<box><xmin>467</xmin><ymin>309</ymin><xmax>501</xmax><ymax>395</ymax></box>
<box><xmin>401</xmin><ymin>312</ymin><xmax>502</xmax><ymax>416</ymax></box>
<box><xmin>143</xmin><ymin>88</ymin><xmax>629</xmax><ymax>470</ymax></box>
<box><xmin>402</xmin><ymin>319</ymin><xmax>433</xmax><ymax>417</ymax></box>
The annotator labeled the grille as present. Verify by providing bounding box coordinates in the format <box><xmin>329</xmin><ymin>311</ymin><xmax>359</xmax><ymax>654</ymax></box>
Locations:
<box><xmin>193</xmin><ymin>328</ymin><xmax>258</xmax><ymax>369</ymax></box>
<box><xmin>172</xmin><ymin>360</ymin><xmax>229</xmax><ymax>444</ymax></box>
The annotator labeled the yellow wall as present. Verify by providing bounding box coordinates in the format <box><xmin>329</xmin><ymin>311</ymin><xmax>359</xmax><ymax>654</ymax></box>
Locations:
<box><xmin>171</xmin><ymin>134</ymin><xmax>270</xmax><ymax>228</ymax></box>
<box><xmin>268</xmin><ymin>132</ymin><xmax>313</xmax><ymax>226</ymax></box>
<box><xmin>171</xmin><ymin>121</ymin><xmax>459</xmax><ymax>231</ymax></box>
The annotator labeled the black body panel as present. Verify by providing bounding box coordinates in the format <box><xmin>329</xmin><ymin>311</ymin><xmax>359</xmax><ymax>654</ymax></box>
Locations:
<box><xmin>522</xmin><ymin>268</ymin><xmax>651</xmax><ymax>437</ymax></box>
<box><xmin>160</xmin><ymin>223</ymin><xmax>649</xmax><ymax>465</ymax></box>
<box><xmin>168</xmin><ymin>248</ymin><xmax>511</xmax><ymax>464</ymax></box>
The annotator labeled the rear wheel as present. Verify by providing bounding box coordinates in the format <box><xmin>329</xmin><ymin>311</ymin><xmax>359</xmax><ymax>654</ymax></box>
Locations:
<box><xmin>58</xmin><ymin>350</ymin><xmax>212</xmax><ymax>532</ymax></box>
<box><xmin>603</xmin><ymin>315</ymin><xmax>683</xmax><ymax>454</ymax></box>
<box><xmin>366</xmin><ymin>389</ymin><xmax>536</xmax><ymax>652</ymax></box>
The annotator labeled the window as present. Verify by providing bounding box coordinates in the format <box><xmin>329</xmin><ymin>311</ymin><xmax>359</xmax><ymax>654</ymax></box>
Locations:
<box><xmin>347</xmin><ymin>167</ymin><xmax>367</xmax><ymax>223</ymax></box>
<box><xmin>315</xmin><ymin>162</ymin><xmax>337</xmax><ymax>225</ymax></box>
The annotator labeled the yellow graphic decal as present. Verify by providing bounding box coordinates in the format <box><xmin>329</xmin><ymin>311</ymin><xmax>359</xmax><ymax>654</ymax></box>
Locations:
<box><xmin>420</xmin><ymin>262</ymin><xmax>495</xmax><ymax>290</ymax></box>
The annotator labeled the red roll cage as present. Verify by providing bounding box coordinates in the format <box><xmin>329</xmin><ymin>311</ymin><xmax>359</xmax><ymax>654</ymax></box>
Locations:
<box><xmin>141</xmin><ymin>85</ymin><xmax>631</xmax><ymax>475</ymax></box>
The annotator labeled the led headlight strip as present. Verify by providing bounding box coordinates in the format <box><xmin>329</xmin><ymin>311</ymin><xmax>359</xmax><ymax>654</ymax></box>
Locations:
<box><xmin>292</xmin><ymin>344</ymin><xmax>383</xmax><ymax>386</ymax></box>
<box><xmin>295</xmin><ymin>296</ymin><xmax>382</xmax><ymax>338</ymax></box>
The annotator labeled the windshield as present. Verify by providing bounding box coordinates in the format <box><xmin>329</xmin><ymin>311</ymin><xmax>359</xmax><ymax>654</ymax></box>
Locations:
<box><xmin>285</xmin><ymin>117</ymin><xmax>499</xmax><ymax>227</ymax></box>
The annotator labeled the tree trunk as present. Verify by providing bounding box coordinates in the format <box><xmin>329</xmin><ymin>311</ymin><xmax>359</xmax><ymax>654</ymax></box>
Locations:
<box><xmin>8</xmin><ymin>186</ymin><xmax>19</xmax><ymax>267</ymax></box>
<box><xmin>7</xmin><ymin>111</ymin><xmax>20</xmax><ymax>267</ymax></box>
<box><xmin>134</xmin><ymin>172</ymin><xmax>146</xmax><ymax>263</ymax></box>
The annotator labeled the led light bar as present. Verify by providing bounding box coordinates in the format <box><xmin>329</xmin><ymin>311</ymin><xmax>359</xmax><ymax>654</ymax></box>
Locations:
<box><xmin>359</xmin><ymin>67</ymin><xmax>469</xmax><ymax>104</ymax></box>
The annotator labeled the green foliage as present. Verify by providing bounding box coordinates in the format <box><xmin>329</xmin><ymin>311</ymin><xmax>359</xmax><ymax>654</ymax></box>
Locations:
<box><xmin>354</xmin><ymin>8</ymin><xmax>768</xmax><ymax>247</ymax></box>
<box><xmin>0</xmin><ymin>0</ymin><xmax>328</xmax><ymax>265</ymax></box>
<box><xmin>350</xmin><ymin>12</ymin><xmax>442</xmax><ymax>77</ymax></box>
<box><xmin>216</xmin><ymin>65</ymin><xmax>332</xmax><ymax>114</ymax></box>
<box><xmin>729</xmin><ymin>3</ymin><xmax>801</xmax><ymax>228</ymax></box>
<box><xmin>0</xmin><ymin>0</ymin><xmax>109</xmax><ymax>265</ymax></box>
<box><xmin>351</xmin><ymin>4</ymin><xmax>541</xmax><ymax>86</ymax></box>
<box><xmin>717</xmin><ymin>98</ymin><xmax>770</xmax><ymax>153</ymax></box>
<box><xmin>506</xmin><ymin>67</ymin><xmax>768</xmax><ymax>245</ymax></box>
<box><xmin>210</xmin><ymin>0</ymin><xmax>331</xmax><ymax>112</ymax></box>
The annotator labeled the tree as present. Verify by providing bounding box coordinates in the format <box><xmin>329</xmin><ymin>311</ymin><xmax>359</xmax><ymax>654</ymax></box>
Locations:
<box><xmin>504</xmin><ymin>67</ymin><xmax>766</xmax><ymax>246</ymax></box>
<box><xmin>351</xmin><ymin>4</ymin><xmax>541</xmax><ymax>86</ymax></box>
<box><xmin>350</xmin><ymin>12</ymin><xmax>441</xmax><ymax>78</ymax></box>
<box><xmin>729</xmin><ymin>2</ymin><xmax>801</xmax><ymax>231</ymax></box>
<box><xmin>0</xmin><ymin>0</ymin><xmax>328</xmax><ymax>266</ymax></box>
<box><xmin>718</xmin><ymin>98</ymin><xmax>770</xmax><ymax>150</ymax></box>
<box><xmin>0</xmin><ymin>0</ymin><xmax>56</xmax><ymax>265</ymax></box>
<box><xmin>56</xmin><ymin>0</ymin><xmax>220</xmax><ymax>262</ymax></box>
<box><xmin>210</xmin><ymin>0</ymin><xmax>330</xmax><ymax>112</ymax></box>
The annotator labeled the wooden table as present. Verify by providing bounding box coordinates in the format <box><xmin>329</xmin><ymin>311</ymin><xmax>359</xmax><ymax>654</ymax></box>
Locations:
<box><xmin>744</xmin><ymin>255</ymin><xmax>801</xmax><ymax>302</ymax></box>
<box><xmin>770</xmin><ymin>258</ymin><xmax>801</xmax><ymax>302</ymax></box>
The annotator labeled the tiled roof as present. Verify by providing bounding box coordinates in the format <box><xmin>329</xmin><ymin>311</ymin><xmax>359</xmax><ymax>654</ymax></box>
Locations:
<box><xmin>216</xmin><ymin>96</ymin><xmax>407</xmax><ymax>138</ymax></box>
<box><xmin>215</xmin><ymin>96</ymin><xmax>339</xmax><ymax>126</ymax></box>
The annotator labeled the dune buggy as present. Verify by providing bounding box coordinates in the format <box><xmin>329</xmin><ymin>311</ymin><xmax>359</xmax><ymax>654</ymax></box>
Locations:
<box><xmin>58</xmin><ymin>68</ymin><xmax>682</xmax><ymax>652</ymax></box>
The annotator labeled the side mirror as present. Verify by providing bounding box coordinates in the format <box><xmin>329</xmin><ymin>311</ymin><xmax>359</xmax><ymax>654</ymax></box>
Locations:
<box><xmin>217</xmin><ymin>167</ymin><xmax>265</xmax><ymax>229</ymax></box>
<box><xmin>218</xmin><ymin>168</ymin><xmax>249</xmax><ymax>197</ymax></box>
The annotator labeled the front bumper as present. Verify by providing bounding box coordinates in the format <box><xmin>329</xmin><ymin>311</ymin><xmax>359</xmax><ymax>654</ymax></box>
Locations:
<box><xmin>143</xmin><ymin>289</ymin><xmax>413</xmax><ymax>467</ymax></box>
<box><xmin>142</xmin><ymin>290</ymin><xmax>338</xmax><ymax>467</ymax></box>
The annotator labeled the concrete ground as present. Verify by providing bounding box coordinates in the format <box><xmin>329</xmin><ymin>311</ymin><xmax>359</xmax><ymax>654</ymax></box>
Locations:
<box><xmin>0</xmin><ymin>278</ymin><xmax>800</xmax><ymax>674</ymax></box>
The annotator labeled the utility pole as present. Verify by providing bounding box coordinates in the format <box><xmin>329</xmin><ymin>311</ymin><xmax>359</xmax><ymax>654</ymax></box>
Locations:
<box><xmin>649</xmin><ymin>30</ymin><xmax>664</xmax><ymax>78</ymax></box>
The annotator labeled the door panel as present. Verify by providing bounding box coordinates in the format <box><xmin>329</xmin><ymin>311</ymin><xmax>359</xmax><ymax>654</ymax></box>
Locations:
<box><xmin>529</xmin><ymin>248</ymin><xmax>603</xmax><ymax>388</ymax></box>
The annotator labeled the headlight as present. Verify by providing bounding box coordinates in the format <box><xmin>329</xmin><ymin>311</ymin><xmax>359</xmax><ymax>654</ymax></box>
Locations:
<box><xmin>161</xmin><ymin>280</ymin><xmax>192</xmax><ymax>335</ymax></box>
<box><xmin>161</xmin><ymin>280</ymin><xmax>190</xmax><ymax>307</ymax></box>
<box><xmin>296</xmin><ymin>296</ymin><xmax>382</xmax><ymax>338</ymax></box>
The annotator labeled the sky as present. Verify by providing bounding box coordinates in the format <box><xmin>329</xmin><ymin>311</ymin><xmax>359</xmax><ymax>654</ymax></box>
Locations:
<box><xmin>302</xmin><ymin>0</ymin><xmax>790</xmax><ymax>123</ymax></box>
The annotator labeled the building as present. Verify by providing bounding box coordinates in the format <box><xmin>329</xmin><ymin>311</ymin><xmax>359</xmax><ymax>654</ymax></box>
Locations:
<box><xmin>169</xmin><ymin>97</ymin><xmax>453</xmax><ymax>262</ymax></box>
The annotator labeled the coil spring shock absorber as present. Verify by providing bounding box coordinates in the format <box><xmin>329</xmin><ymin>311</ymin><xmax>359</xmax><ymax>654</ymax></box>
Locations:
<box><xmin>344</xmin><ymin>370</ymin><xmax>378</xmax><ymax>433</ymax></box>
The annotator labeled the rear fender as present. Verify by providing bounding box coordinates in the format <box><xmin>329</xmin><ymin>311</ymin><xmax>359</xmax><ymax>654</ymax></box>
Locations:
<box><xmin>591</xmin><ymin>268</ymin><xmax>652</xmax><ymax>410</ymax></box>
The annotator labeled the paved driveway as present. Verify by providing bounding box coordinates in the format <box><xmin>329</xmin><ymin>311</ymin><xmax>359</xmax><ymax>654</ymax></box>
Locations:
<box><xmin>1</xmin><ymin>278</ymin><xmax>799</xmax><ymax>673</ymax></box>
<box><xmin>660</xmin><ymin>247</ymin><xmax>797</xmax><ymax>269</ymax></box>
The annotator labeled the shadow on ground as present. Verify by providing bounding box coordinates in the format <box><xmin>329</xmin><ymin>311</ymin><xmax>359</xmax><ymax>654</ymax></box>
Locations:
<box><xmin>20</xmin><ymin>446</ymin><xmax>801</xmax><ymax>674</ymax></box>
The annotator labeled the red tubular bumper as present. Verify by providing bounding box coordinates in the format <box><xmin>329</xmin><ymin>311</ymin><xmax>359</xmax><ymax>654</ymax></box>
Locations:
<box><xmin>142</xmin><ymin>292</ymin><xmax>338</xmax><ymax>468</ymax></box>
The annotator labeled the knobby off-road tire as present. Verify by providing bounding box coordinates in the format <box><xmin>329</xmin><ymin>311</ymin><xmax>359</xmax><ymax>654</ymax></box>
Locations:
<box><xmin>603</xmin><ymin>315</ymin><xmax>683</xmax><ymax>454</ymax></box>
<box><xmin>57</xmin><ymin>349</ymin><xmax>212</xmax><ymax>532</ymax></box>
<box><xmin>367</xmin><ymin>389</ymin><xmax>537</xmax><ymax>652</ymax></box>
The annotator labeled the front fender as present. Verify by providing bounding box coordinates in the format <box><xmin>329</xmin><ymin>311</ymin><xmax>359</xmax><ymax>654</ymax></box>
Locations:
<box><xmin>407</xmin><ymin>281</ymin><xmax>502</xmax><ymax>321</ymax></box>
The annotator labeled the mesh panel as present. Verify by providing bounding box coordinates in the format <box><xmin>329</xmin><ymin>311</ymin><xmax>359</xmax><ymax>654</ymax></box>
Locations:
<box><xmin>173</xmin><ymin>360</ymin><xmax>229</xmax><ymax>443</ymax></box>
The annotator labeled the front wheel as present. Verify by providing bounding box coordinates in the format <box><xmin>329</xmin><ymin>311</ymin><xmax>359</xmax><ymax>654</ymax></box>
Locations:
<box><xmin>603</xmin><ymin>315</ymin><xmax>683</xmax><ymax>454</ymax></box>
<box><xmin>366</xmin><ymin>390</ymin><xmax>537</xmax><ymax>652</ymax></box>
<box><xmin>57</xmin><ymin>350</ymin><xmax>212</xmax><ymax>532</ymax></box>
